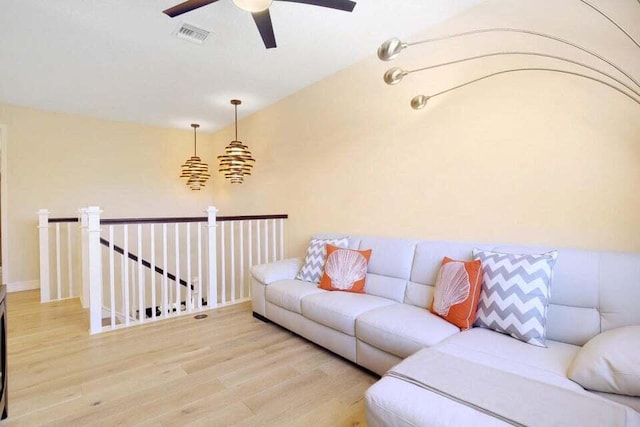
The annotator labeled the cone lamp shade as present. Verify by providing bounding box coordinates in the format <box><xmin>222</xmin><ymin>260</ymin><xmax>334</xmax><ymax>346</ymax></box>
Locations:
<box><xmin>180</xmin><ymin>123</ymin><xmax>210</xmax><ymax>190</ymax></box>
<box><xmin>218</xmin><ymin>99</ymin><xmax>256</xmax><ymax>184</ymax></box>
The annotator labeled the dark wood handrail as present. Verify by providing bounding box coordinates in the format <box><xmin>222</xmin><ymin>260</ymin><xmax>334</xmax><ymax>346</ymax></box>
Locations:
<box><xmin>48</xmin><ymin>214</ymin><xmax>288</xmax><ymax>225</ymax></box>
<box><xmin>49</xmin><ymin>217</ymin><xmax>79</xmax><ymax>223</ymax></box>
<box><xmin>99</xmin><ymin>238</ymin><xmax>192</xmax><ymax>289</ymax></box>
<box><xmin>100</xmin><ymin>214</ymin><xmax>288</xmax><ymax>225</ymax></box>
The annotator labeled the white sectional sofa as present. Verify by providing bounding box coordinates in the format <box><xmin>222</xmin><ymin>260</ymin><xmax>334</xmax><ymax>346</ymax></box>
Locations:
<box><xmin>250</xmin><ymin>235</ymin><xmax>640</xmax><ymax>426</ymax></box>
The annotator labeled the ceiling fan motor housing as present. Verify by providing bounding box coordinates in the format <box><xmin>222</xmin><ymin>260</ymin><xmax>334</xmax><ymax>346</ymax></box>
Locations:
<box><xmin>233</xmin><ymin>0</ymin><xmax>273</xmax><ymax>12</ymax></box>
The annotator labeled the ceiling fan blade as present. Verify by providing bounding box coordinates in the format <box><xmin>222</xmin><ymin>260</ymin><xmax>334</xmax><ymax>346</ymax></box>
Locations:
<box><xmin>252</xmin><ymin>10</ymin><xmax>277</xmax><ymax>49</ymax></box>
<box><xmin>275</xmin><ymin>0</ymin><xmax>356</xmax><ymax>12</ymax></box>
<box><xmin>163</xmin><ymin>0</ymin><xmax>220</xmax><ymax>17</ymax></box>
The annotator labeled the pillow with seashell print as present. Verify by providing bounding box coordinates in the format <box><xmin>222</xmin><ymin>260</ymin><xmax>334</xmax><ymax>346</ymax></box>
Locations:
<box><xmin>429</xmin><ymin>257</ymin><xmax>483</xmax><ymax>330</ymax></box>
<box><xmin>319</xmin><ymin>244</ymin><xmax>372</xmax><ymax>293</ymax></box>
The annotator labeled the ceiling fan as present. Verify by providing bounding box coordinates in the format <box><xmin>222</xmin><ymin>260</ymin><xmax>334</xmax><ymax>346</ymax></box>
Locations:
<box><xmin>163</xmin><ymin>0</ymin><xmax>357</xmax><ymax>49</ymax></box>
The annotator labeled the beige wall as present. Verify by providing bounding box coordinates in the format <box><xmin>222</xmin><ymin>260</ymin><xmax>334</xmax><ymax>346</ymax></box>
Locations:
<box><xmin>209</xmin><ymin>0</ymin><xmax>640</xmax><ymax>257</ymax></box>
<box><xmin>2</xmin><ymin>0</ymin><xmax>639</xmax><ymax>285</ymax></box>
<box><xmin>0</xmin><ymin>103</ymin><xmax>216</xmax><ymax>285</ymax></box>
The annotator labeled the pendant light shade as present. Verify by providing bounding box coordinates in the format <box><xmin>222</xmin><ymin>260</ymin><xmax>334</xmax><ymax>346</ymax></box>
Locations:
<box><xmin>180</xmin><ymin>123</ymin><xmax>210</xmax><ymax>190</ymax></box>
<box><xmin>218</xmin><ymin>99</ymin><xmax>255</xmax><ymax>184</ymax></box>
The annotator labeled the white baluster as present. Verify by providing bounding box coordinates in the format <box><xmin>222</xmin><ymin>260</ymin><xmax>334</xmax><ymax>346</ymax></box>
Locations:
<box><xmin>272</xmin><ymin>219</ymin><xmax>276</xmax><ymax>264</ymax></box>
<box><xmin>137</xmin><ymin>225</ymin><xmax>144</xmax><ymax>323</ymax></box>
<box><xmin>220</xmin><ymin>221</ymin><xmax>226</xmax><ymax>304</ymax></box>
<box><xmin>175</xmin><ymin>223</ymin><xmax>181</xmax><ymax>315</ymax></box>
<box><xmin>86</xmin><ymin>206</ymin><xmax>103</xmax><ymax>334</ymax></box>
<box><xmin>123</xmin><ymin>224</ymin><xmax>130</xmax><ymax>326</ymax></box>
<box><xmin>37</xmin><ymin>209</ymin><xmax>51</xmax><ymax>303</ymax></box>
<box><xmin>256</xmin><ymin>220</ymin><xmax>261</xmax><ymax>265</ymax></box>
<box><xmin>109</xmin><ymin>225</ymin><xmax>116</xmax><ymax>328</ymax></box>
<box><xmin>248</xmin><ymin>221</ymin><xmax>253</xmax><ymax>280</ymax></box>
<box><xmin>264</xmin><ymin>220</ymin><xmax>269</xmax><ymax>263</ymax></box>
<box><xmin>55</xmin><ymin>223</ymin><xmax>61</xmax><ymax>299</ymax></box>
<box><xmin>230</xmin><ymin>221</ymin><xmax>235</xmax><ymax>303</ymax></box>
<box><xmin>279</xmin><ymin>218</ymin><xmax>284</xmax><ymax>260</ymax></box>
<box><xmin>197</xmin><ymin>222</ymin><xmax>203</xmax><ymax>309</ymax></box>
<box><xmin>162</xmin><ymin>223</ymin><xmax>168</xmax><ymax>317</ymax></box>
<box><xmin>150</xmin><ymin>224</ymin><xmax>157</xmax><ymax>320</ymax></box>
<box><xmin>186</xmin><ymin>222</ymin><xmax>192</xmax><ymax>312</ymax></box>
<box><xmin>206</xmin><ymin>207</ymin><xmax>218</xmax><ymax>308</ymax></box>
<box><xmin>239</xmin><ymin>221</ymin><xmax>244</xmax><ymax>300</ymax></box>
<box><xmin>67</xmin><ymin>222</ymin><xmax>73</xmax><ymax>298</ymax></box>
<box><xmin>130</xmin><ymin>260</ymin><xmax>137</xmax><ymax>320</ymax></box>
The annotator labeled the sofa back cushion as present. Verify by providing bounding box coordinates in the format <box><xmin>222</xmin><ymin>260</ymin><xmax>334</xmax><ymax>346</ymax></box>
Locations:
<box><xmin>599</xmin><ymin>252</ymin><xmax>640</xmax><ymax>332</ymax></box>
<box><xmin>356</xmin><ymin>237</ymin><xmax>415</xmax><ymax>303</ymax></box>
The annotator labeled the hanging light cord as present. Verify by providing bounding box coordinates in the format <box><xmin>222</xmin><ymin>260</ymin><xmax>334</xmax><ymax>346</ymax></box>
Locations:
<box><xmin>193</xmin><ymin>125</ymin><xmax>197</xmax><ymax>156</ymax></box>
<box><xmin>234</xmin><ymin>104</ymin><xmax>238</xmax><ymax>140</ymax></box>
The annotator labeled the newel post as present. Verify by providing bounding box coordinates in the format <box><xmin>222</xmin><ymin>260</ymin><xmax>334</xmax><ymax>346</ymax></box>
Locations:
<box><xmin>86</xmin><ymin>206</ymin><xmax>103</xmax><ymax>334</ymax></box>
<box><xmin>206</xmin><ymin>206</ymin><xmax>218</xmax><ymax>308</ymax></box>
<box><xmin>37</xmin><ymin>209</ymin><xmax>50</xmax><ymax>303</ymax></box>
<box><xmin>78</xmin><ymin>208</ymin><xmax>89</xmax><ymax>308</ymax></box>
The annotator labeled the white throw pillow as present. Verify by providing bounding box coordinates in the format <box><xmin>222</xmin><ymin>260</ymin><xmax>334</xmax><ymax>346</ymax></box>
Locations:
<box><xmin>568</xmin><ymin>325</ymin><xmax>640</xmax><ymax>396</ymax></box>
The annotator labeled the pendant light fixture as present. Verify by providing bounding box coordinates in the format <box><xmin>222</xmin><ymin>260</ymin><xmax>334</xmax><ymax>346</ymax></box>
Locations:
<box><xmin>218</xmin><ymin>99</ymin><xmax>255</xmax><ymax>184</ymax></box>
<box><xmin>180</xmin><ymin>123</ymin><xmax>210</xmax><ymax>190</ymax></box>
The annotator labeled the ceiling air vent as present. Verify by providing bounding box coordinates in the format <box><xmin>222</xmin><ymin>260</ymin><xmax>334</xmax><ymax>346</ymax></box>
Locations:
<box><xmin>174</xmin><ymin>22</ymin><xmax>210</xmax><ymax>44</ymax></box>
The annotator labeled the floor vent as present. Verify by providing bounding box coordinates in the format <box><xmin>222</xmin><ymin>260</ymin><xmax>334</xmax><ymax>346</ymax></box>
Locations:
<box><xmin>174</xmin><ymin>22</ymin><xmax>211</xmax><ymax>44</ymax></box>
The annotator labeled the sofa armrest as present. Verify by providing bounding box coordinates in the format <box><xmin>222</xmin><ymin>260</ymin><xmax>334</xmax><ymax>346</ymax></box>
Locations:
<box><xmin>250</xmin><ymin>257</ymin><xmax>304</xmax><ymax>285</ymax></box>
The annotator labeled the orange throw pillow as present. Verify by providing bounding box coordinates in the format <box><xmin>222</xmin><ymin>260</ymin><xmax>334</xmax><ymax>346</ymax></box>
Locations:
<box><xmin>430</xmin><ymin>257</ymin><xmax>483</xmax><ymax>330</ymax></box>
<box><xmin>319</xmin><ymin>244</ymin><xmax>372</xmax><ymax>293</ymax></box>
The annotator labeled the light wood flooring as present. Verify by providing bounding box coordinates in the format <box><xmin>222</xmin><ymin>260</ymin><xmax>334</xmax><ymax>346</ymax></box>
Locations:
<box><xmin>1</xmin><ymin>291</ymin><xmax>377</xmax><ymax>426</ymax></box>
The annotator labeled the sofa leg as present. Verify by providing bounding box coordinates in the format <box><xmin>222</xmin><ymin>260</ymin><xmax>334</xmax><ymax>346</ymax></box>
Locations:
<box><xmin>252</xmin><ymin>312</ymin><xmax>270</xmax><ymax>323</ymax></box>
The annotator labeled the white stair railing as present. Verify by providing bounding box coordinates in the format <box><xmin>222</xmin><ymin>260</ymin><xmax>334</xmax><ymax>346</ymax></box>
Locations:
<box><xmin>82</xmin><ymin>207</ymin><xmax>220</xmax><ymax>334</ymax></box>
<box><xmin>37</xmin><ymin>210</ymin><xmax>81</xmax><ymax>303</ymax></box>
<box><xmin>38</xmin><ymin>206</ymin><xmax>288</xmax><ymax>334</ymax></box>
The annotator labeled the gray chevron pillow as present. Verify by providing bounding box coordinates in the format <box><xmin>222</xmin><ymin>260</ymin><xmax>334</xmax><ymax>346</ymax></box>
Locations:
<box><xmin>296</xmin><ymin>237</ymin><xmax>349</xmax><ymax>283</ymax></box>
<box><xmin>473</xmin><ymin>249</ymin><xmax>558</xmax><ymax>347</ymax></box>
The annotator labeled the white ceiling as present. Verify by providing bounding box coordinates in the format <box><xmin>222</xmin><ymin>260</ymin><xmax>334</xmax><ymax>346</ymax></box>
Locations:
<box><xmin>0</xmin><ymin>0</ymin><xmax>480</xmax><ymax>131</ymax></box>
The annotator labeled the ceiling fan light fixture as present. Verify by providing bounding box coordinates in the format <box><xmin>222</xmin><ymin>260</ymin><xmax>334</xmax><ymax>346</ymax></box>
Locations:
<box><xmin>232</xmin><ymin>0</ymin><xmax>273</xmax><ymax>12</ymax></box>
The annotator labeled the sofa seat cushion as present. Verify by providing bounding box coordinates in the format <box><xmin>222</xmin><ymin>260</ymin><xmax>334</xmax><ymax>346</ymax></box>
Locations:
<box><xmin>300</xmin><ymin>292</ymin><xmax>396</xmax><ymax>336</ymax></box>
<box><xmin>434</xmin><ymin>327</ymin><xmax>583</xmax><ymax>391</ymax></box>
<box><xmin>356</xmin><ymin>304</ymin><xmax>460</xmax><ymax>359</ymax></box>
<box><xmin>592</xmin><ymin>392</ymin><xmax>640</xmax><ymax>414</ymax></box>
<box><xmin>265</xmin><ymin>280</ymin><xmax>326</xmax><ymax>314</ymax></box>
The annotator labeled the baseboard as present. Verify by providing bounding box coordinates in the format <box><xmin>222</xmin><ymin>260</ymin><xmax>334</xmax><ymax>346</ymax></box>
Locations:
<box><xmin>7</xmin><ymin>280</ymin><xmax>39</xmax><ymax>293</ymax></box>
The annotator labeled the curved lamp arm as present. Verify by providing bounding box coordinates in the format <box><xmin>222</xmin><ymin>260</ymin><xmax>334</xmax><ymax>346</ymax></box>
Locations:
<box><xmin>383</xmin><ymin>51</ymin><xmax>640</xmax><ymax>99</ymax></box>
<box><xmin>379</xmin><ymin>28</ymin><xmax>640</xmax><ymax>90</ymax></box>
<box><xmin>577</xmin><ymin>0</ymin><xmax>640</xmax><ymax>50</ymax></box>
<box><xmin>409</xmin><ymin>68</ymin><xmax>640</xmax><ymax>110</ymax></box>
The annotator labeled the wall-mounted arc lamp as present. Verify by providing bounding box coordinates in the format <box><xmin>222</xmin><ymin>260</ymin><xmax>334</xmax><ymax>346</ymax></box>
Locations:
<box><xmin>378</xmin><ymin>0</ymin><xmax>640</xmax><ymax>109</ymax></box>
